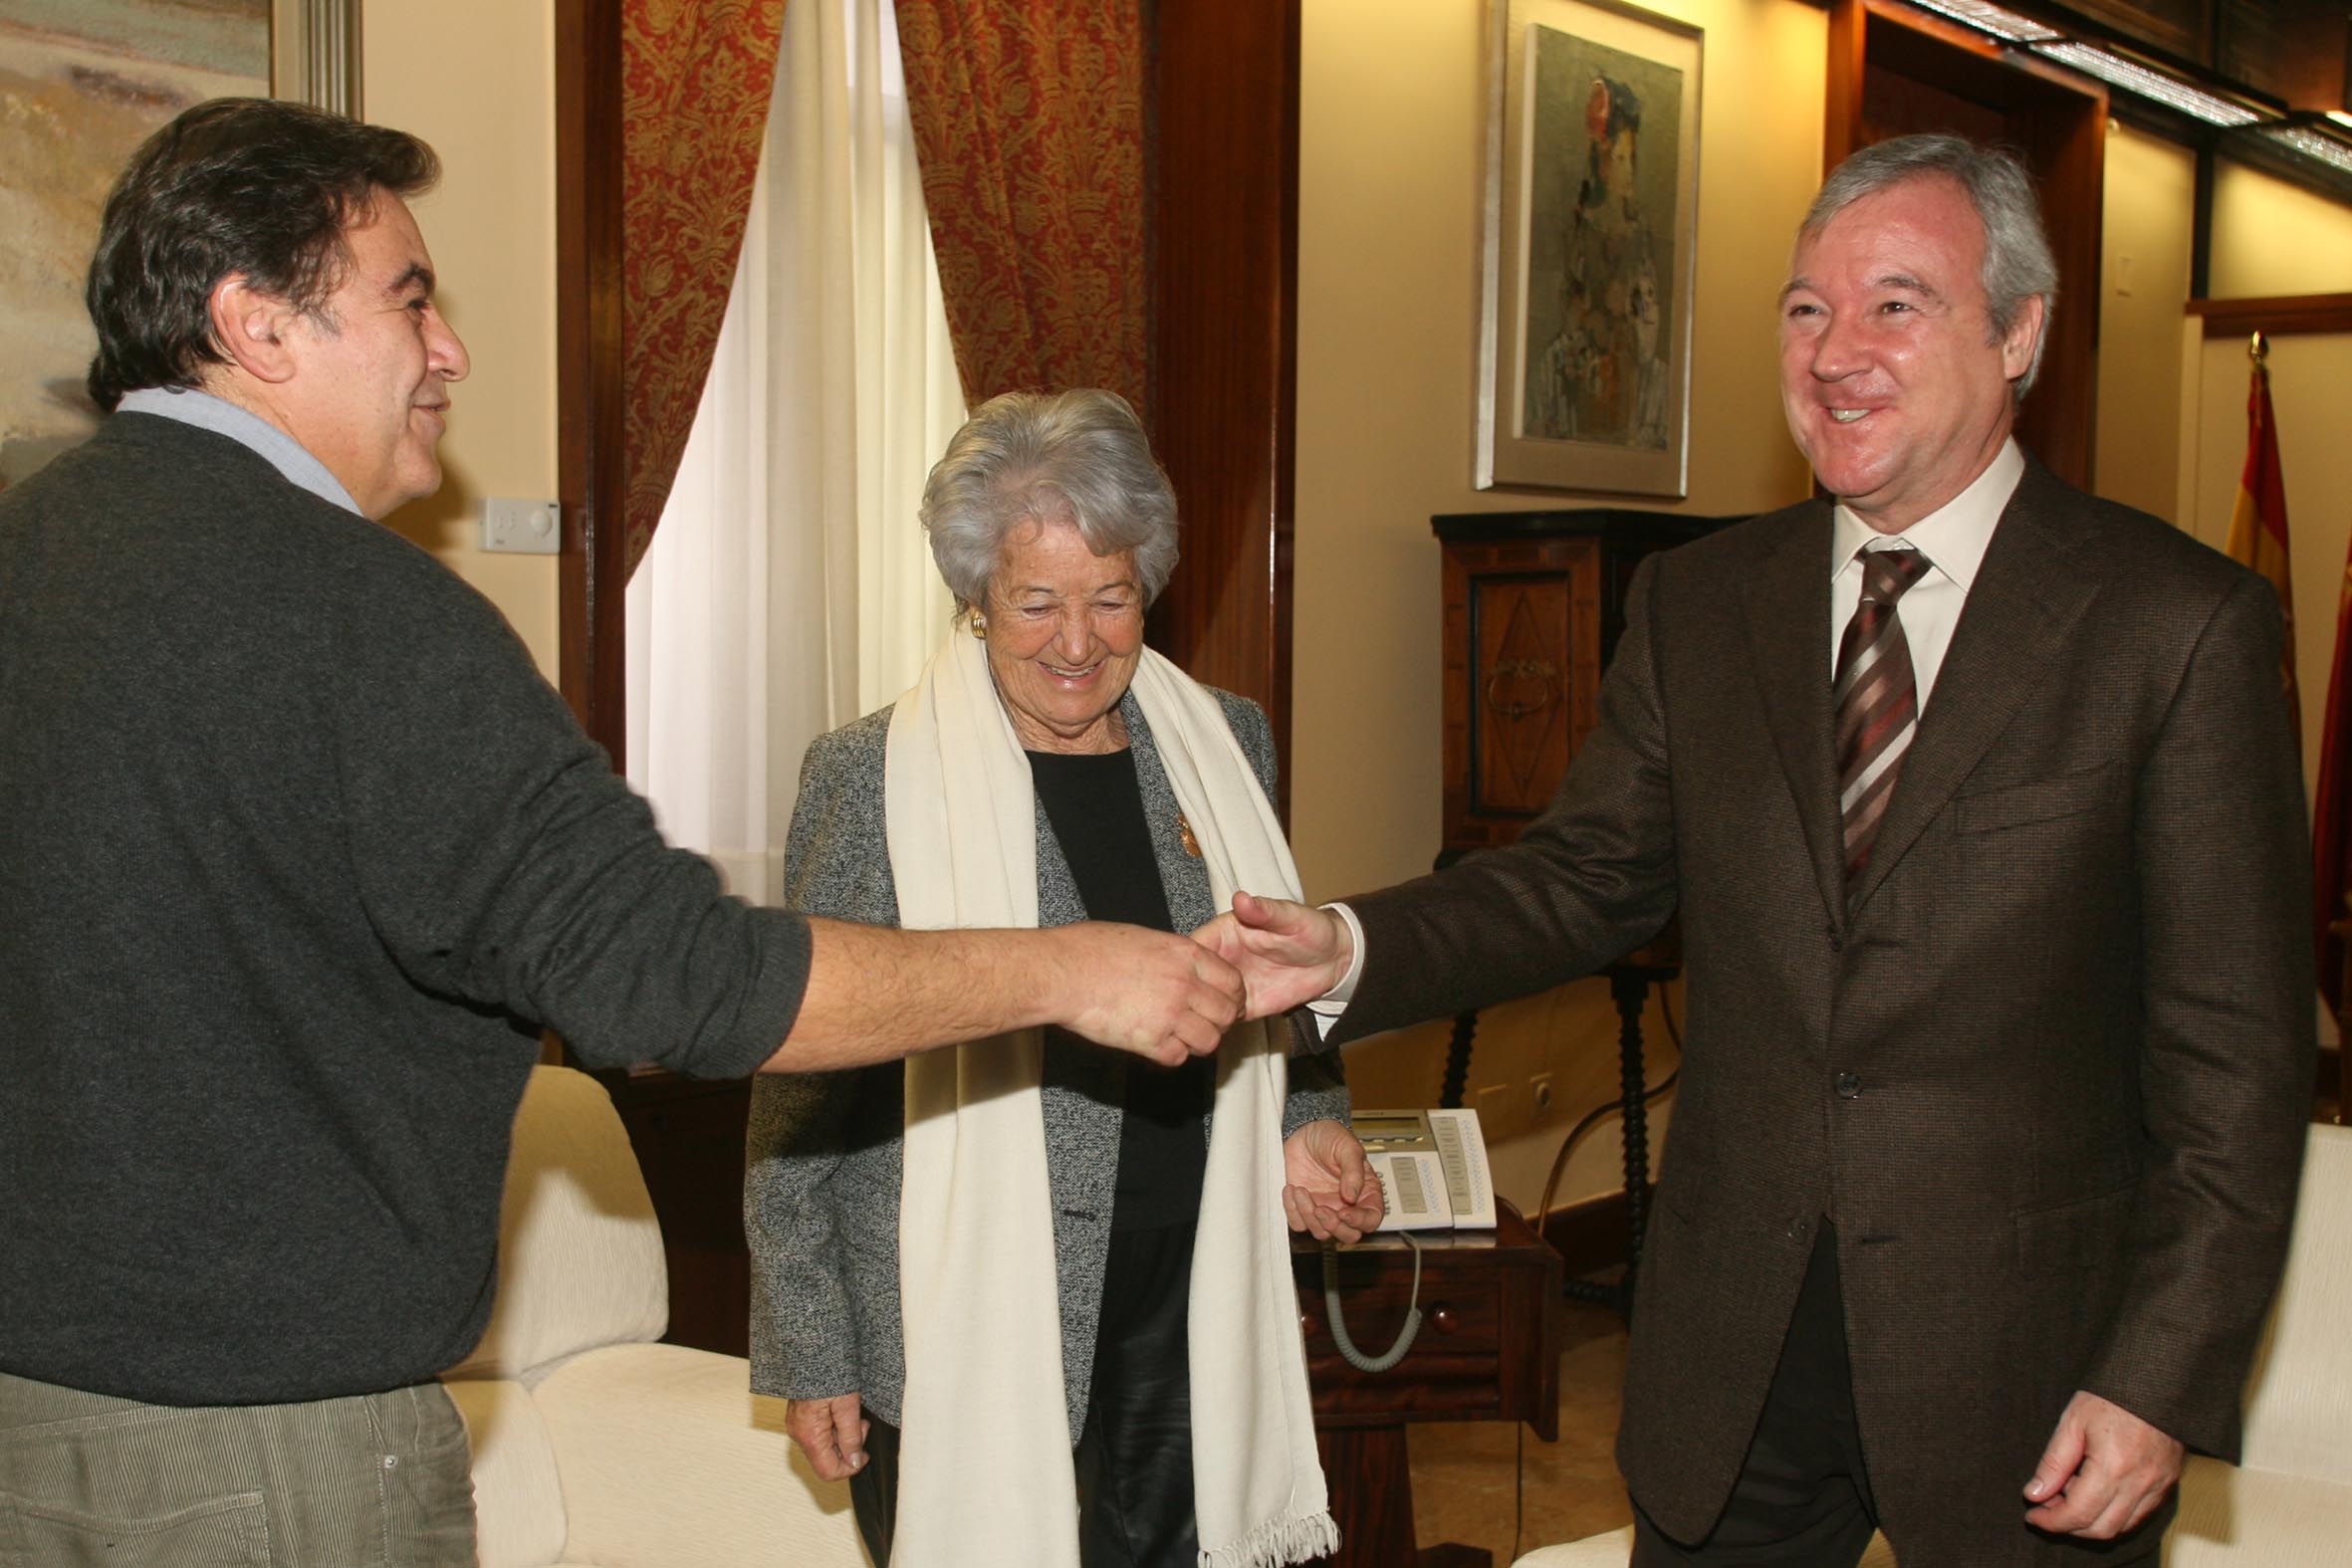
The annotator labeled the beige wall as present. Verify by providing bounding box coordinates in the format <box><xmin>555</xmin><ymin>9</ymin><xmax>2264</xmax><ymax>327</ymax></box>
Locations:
<box><xmin>2210</xmin><ymin>157</ymin><xmax>2352</xmax><ymax>299</ymax></box>
<box><xmin>362</xmin><ymin>0</ymin><xmax>561</xmax><ymax>678</ymax></box>
<box><xmin>2094</xmin><ymin>121</ymin><xmax>2197</xmax><ymax>523</ymax></box>
<box><xmin>1294</xmin><ymin>0</ymin><xmax>1825</xmax><ymax>1212</ymax></box>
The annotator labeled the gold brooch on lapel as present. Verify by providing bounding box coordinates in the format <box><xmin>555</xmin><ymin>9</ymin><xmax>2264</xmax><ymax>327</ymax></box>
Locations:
<box><xmin>1176</xmin><ymin>811</ymin><xmax>1201</xmax><ymax>858</ymax></box>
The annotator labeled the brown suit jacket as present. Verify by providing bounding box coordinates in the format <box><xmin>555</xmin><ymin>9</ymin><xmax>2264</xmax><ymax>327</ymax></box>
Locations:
<box><xmin>1330</xmin><ymin>460</ymin><xmax>2313</xmax><ymax>1565</ymax></box>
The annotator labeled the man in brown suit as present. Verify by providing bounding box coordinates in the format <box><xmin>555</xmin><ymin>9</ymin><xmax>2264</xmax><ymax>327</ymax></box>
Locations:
<box><xmin>1200</xmin><ymin>135</ymin><xmax>2313</xmax><ymax>1565</ymax></box>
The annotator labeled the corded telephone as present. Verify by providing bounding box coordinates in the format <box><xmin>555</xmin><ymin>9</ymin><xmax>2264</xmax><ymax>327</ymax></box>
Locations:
<box><xmin>1348</xmin><ymin>1107</ymin><xmax>1498</xmax><ymax>1232</ymax></box>
<box><xmin>1317</xmin><ymin>1108</ymin><xmax>1498</xmax><ymax>1374</ymax></box>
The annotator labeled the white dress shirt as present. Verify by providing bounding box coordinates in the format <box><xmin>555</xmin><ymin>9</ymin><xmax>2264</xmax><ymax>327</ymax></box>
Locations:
<box><xmin>1829</xmin><ymin>438</ymin><xmax>2021</xmax><ymax>709</ymax></box>
<box><xmin>1309</xmin><ymin>440</ymin><xmax>2026</xmax><ymax>1023</ymax></box>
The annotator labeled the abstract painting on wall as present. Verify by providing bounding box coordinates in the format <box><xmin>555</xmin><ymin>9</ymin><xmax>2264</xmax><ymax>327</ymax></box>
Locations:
<box><xmin>0</xmin><ymin>1</ymin><xmax>269</xmax><ymax>491</ymax></box>
<box><xmin>1478</xmin><ymin>0</ymin><xmax>1701</xmax><ymax>497</ymax></box>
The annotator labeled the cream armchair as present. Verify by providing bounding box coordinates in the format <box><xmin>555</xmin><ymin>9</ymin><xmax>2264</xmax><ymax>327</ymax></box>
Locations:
<box><xmin>2167</xmin><ymin>1119</ymin><xmax>2352</xmax><ymax>1566</ymax></box>
<box><xmin>441</xmin><ymin>1065</ymin><xmax>865</xmax><ymax>1568</ymax></box>
<box><xmin>1515</xmin><ymin>1123</ymin><xmax>2352</xmax><ymax>1568</ymax></box>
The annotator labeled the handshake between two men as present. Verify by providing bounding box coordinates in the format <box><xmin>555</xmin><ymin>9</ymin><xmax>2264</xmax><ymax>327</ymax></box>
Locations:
<box><xmin>867</xmin><ymin>889</ymin><xmax>1348</xmax><ymax>1070</ymax></box>
<box><xmin>788</xmin><ymin>888</ymin><xmax>1338</xmax><ymax>1067</ymax></box>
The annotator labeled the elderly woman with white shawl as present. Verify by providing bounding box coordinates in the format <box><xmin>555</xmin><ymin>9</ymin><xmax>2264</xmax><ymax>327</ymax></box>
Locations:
<box><xmin>746</xmin><ymin>389</ymin><xmax>1382</xmax><ymax>1568</ymax></box>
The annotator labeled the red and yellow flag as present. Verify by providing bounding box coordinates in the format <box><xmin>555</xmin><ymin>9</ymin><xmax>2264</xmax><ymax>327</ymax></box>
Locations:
<box><xmin>2225</xmin><ymin>346</ymin><xmax>2299</xmax><ymax>750</ymax></box>
<box><xmin>2288</xmin><ymin>352</ymin><xmax>2352</xmax><ymax>1010</ymax></box>
<box><xmin>2316</xmin><ymin>583</ymin><xmax>2352</xmax><ymax>1009</ymax></box>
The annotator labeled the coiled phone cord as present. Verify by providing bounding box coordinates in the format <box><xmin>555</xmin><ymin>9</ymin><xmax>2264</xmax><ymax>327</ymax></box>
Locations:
<box><xmin>1319</xmin><ymin>1230</ymin><xmax>1426</xmax><ymax>1373</ymax></box>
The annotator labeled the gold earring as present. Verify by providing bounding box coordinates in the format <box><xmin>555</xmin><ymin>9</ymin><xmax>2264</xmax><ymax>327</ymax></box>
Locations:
<box><xmin>969</xmin><ymin>609</ymin><xmax>988</xmax><ymax>640</ymax></box>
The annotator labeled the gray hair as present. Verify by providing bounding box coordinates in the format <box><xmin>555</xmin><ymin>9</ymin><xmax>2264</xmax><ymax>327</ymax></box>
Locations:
<box><xmin>1801</xmin><ymin>134</ymin><xmax>2058</xmax><ymax>395</ymax></box>
<box><xmin>919</xmin><ymin>389</ymin><xmax>1180</xmax><ymax>614</ymax></box>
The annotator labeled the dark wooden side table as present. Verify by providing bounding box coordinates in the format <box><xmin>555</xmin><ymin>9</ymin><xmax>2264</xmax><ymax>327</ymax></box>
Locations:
<box><xmin>1294</xmin><ymin>1201</ymin><xmax>1564</xmax><ymax>1567</ymax></box>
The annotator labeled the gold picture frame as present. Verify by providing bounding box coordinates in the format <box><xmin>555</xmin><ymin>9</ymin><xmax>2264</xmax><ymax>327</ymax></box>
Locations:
<box><xmin>271</xmin><ymin>0</ymin><xmax>361</xmax><ymax>117</ymax></box>
<box><xmin>1477</xmin><ymin>0</ymin><xmax>1703</xmax><ymax>497</ymax></box>
<box><xmin>0</xmin><ymin>1</ymin><xmax>359</xmax><ymax>491</ymax></box>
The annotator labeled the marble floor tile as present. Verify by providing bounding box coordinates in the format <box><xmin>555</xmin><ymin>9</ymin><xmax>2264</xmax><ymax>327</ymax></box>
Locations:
<box><xmin>1408</xmin><ymin>1298</ymin><xmax>1632</xmax><ymax>1563</ymax></box>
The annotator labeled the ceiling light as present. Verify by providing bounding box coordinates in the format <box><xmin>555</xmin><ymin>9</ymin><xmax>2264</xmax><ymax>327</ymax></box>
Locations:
<box><xmin>2258</xmin><ymin>124</ymin><xmax>2352</xmax><ymax>179</ymax></box>
<box><xmin>1903</xmin><ymin>1</ymin><xmax>2061</xmax><ymax>44</ymax></box>
<box><xmin>2032</xmin><ymin>43</ymin><xmax>2265</xmax><ymax>126</ymax></box>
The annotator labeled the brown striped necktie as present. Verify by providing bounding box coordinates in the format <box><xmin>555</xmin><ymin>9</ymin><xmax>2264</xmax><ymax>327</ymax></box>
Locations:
<box><xmin>1835</xmin><ymin>547</ymin><xmax>1933</xmax><ymax>892</ymax></box>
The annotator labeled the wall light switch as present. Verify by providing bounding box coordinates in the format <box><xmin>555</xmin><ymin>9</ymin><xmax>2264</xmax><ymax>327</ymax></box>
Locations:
<box><xmin>482</xmin><ymin>497</ymin><xmax>561</xmax><ymax>555</ymax></box>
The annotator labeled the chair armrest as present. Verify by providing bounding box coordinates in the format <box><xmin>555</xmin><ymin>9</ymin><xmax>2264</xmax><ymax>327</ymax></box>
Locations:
<box><xmin>2167</xmin><ymin>1454</ymin><xmax>2352</xmax><ymax>1566</ymax></box>
<box><xmin>444</xmin><ymin>1376</ymin><xmax>569</xmax><ymax>1568</ymax></box>
<box><xmin>531</xmin><ymin>1341</ymin><xmax>864</xmax><ymax>1568</ymax></box>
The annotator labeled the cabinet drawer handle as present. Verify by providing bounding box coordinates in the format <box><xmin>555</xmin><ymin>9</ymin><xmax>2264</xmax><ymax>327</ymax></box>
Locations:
<box><xmin>1484</xmin><ymin>659</ymin><xmax>1559</xmax><ymax>721</ymax></box>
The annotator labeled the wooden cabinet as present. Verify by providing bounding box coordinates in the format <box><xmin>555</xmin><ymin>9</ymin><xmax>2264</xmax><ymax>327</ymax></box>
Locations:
<box><xmin>1293</xmin><ymin>1203</ymin><xmax>1562</xmax><ymax>1568</ymax></box>
<box><xmin>1434</xmin><ymin>511</ymin><xmax>1727</xmax><ymax>859</ymax></box>
<box><xmin>1430</xmin><ymin>512</ymin><xmax>1731</xmax><ymax>1305</ymax></box>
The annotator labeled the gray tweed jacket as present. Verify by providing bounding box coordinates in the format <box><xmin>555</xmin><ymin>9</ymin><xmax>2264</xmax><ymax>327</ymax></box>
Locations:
<box><xmin>745</xmin><ymin>686</ymin><xmax>1348</xmax><ymax>1441</ymax></box>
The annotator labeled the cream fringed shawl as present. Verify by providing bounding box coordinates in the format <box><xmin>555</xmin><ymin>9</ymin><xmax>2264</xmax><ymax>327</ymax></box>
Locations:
<box><xmin>882</xmin><ymin>629</ymin><xmax>1338</xmax><ymax>1568</ymax></box>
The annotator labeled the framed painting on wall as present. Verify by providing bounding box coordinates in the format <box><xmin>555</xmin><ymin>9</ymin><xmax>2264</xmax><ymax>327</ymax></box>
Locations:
<box><xmin>0</xmin><ymin>0</ymin><xmax>356</xmax><ymax>493</ymax></box>
<box><xmin>1477</xmin><ymin>0</ymin><xmax>1702</xmax><ymax>497</ymax></box>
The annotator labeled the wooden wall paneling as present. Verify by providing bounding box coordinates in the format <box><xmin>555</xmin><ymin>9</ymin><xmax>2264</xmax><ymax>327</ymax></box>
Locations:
<box><xmin>1148</xmin><ymin>0</ymin><xmax>1300</xmax><ymax>819</ymax></box>
<box><xmin>1826</xmin><ymin>0</ymin><xmax>1868</xmax><ymax>171</ymax></box>
<box><xmin>1824</xmin><ymin>0</ymin><xmax>2107</xmax><ymax>492</ymax></box>
<box><xmin>1860</xmin><ymin>65</ymin><xmax>2010</xmax><ymax>149</ymax></box>
<box><xmin>2014</xmin><ymin>86</ymin><xmax>2108</xmax><ymax>487</ymax></box>
<box><xmin>2189</xmin><ymin>293</ymin><xmax>2352</xmax><ymax>336</ymax></box>
<box><xmin>556</xmin><ymin>0</ymin><xmax>627</xmax><ymax>759</ymax></box>
<box><xmin>2191</xmin><ymin>140</ymin><xmax>2215</xmax><ymax>298</ymax></box>
<box><xmin>2060</xmin><ymin>0</ymin><xmax>2215</xmax><ymax>66</ymax></box>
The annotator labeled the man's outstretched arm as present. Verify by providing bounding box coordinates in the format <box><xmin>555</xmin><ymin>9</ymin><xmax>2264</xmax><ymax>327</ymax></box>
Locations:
<box><xmin>766</xmin><ymin>917</ymin><xmax>1245</xmax><ymax>1072</ymax></box>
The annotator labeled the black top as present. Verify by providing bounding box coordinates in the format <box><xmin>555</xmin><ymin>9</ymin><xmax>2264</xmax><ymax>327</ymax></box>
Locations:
<box><xmin>0</xmin><ymin>413</ymin><xmax>807</xmax><ymax>1406</ymax></box>
<box><xmin>1027</xmin><ymin>747</ymin><xmax>1210</xmax><ymax>1232</ymax></box>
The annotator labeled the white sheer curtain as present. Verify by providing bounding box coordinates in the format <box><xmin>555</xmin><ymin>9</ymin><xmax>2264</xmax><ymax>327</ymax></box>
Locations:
<box><xmin>625</xmin><ymin>0</ymin><xmax>964</xmax><ymax>902</ymax></box>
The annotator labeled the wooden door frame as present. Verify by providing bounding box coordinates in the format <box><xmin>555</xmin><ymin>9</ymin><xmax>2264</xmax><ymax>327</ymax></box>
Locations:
<box><xmin>555</xmin><ymin>0</ymin><xmax>626</xmax><ymax>759</ymax></box>
<box><xmin>1147</xmin><ymin>0</ymin><xmax>1302</xmax><ymax>818</ymax></box>
<box><xmin>1825</xmin><ymin>0</ymin><xmax>2108</xmax><ymax>492</ymax></box>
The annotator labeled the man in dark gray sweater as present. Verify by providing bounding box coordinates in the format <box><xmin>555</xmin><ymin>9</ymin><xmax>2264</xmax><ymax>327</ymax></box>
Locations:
<box><xmin>0</xmin><ymin>99</ymin><xmax>1243</xmax><ymax>1565</ymax></box>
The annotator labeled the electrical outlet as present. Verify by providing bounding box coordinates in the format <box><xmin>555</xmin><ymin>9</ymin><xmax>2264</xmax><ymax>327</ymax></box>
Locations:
<box><xmin>482</xmin><ymin>497</ymin><xmax>561</xmax><ymax>555</ymax></box>
<box><xmin>1530</xmin><ymin>1072</ymin><xmax>1554</xmax><ymax>1116</ymax></box>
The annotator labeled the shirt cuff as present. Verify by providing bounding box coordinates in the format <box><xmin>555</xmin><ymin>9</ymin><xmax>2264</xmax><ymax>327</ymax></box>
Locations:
<box><xmin>1303</xmin><ymin>902</ymin><xmax>1366</xmax><ymax>1039</ymax></box>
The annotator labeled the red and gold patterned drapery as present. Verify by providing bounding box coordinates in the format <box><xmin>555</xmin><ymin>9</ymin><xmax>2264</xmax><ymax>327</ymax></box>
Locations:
<box><xmin>621</xmin><ymin>0</ymin><xmax>790</xmax><ymax>578</ymax></box>
<box><xmin>893</xmin><ymin>0</ymin><xmax>1151</xmax><ymax>423</ymax></box>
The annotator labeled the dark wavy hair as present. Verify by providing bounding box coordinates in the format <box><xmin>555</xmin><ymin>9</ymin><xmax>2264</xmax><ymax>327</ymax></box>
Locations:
<box><xmin>85</xmin><ymin>98</ymin><xmax>439</xmax><ymax>411</ymax></box>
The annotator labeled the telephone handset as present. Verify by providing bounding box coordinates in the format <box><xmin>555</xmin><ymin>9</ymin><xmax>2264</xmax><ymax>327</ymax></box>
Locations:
<box><xmin>1348</xmin><ymin>1107</ymin><xmax>1497</xmax><ymax>1232</ymax></box>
